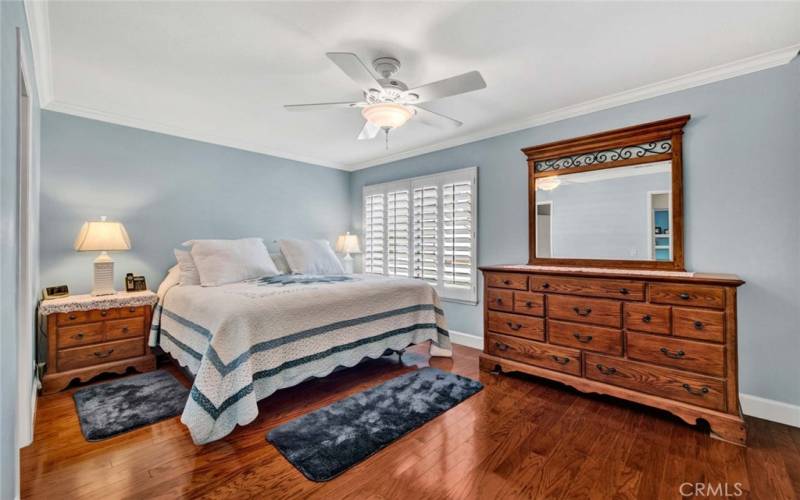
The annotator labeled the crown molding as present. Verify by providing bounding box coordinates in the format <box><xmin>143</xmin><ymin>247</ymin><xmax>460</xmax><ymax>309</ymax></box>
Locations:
<box><xmin>344</xmin><ymin>43</ymin><xmax>800</xmax><ymax>171</ymax></box>
<box><xmin>44</xmin><ymin>100</ymin><xmax>346</xmax><ymax>170</ymax></box>
<box><xmin>24</xmin><ymin>0</ymin><xmax>54</xmax><ymax>106</ymax></box>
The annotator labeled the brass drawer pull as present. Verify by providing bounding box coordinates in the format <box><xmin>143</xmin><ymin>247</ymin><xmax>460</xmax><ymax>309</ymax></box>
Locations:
<box><xmin>619</xmin><ymin>287</ymin><xmax>629</xmax><ymax>295</ymax></box>
<box><xmin>94</xmin><ymin>349</ymin><xmax>114</xmax><ymax>358</ymax></box>
<box><xmin>660</xmin><ymin>347</ymin><xmax>685</xmax><ymax>359</ymax></box>
<box><xmin>682</xmin><ymin>384</ymin><xmax>709</xmax><ymax>396</ymax></box>
<box><xmin>693</xmin><ymin>321</ymin><xmax>704</xmax><ymax>330</ymax></box>
<box><xmin>495</xmin><ymin>342</ymin><xmax>509</xmax><ymax>352</ymax></box>
<box><xmin>596</xmin><ymin>364</ymin><xmax>617</xmax><ymax>375</ymax></box>
<box><xmin>573</xmin><ymin>307</ymin><xmax>592</xmax><ymax>317</ymax></box>
<box><xmin>506</xmin><ymin>321</ymin><xmax>522</xmax><ymax>331</ymax></box>
<box><xmin>572</xmin><ymin>333</ymin><xmax>593</xmax><ymax>343</ymax></box>
<box><xmin>551</xmin><ymin>355</ymin><xmax>570</xmax><ymax>365</ymax></box>
<box><xmin>642</xmin><ymin>314</ymin><xmax>652</xmax><ymax>323</ymax></box>
<box><xmin>679</xmin><ymin>292</ymin><xmax>691</xmax><ymax>300</ymax></box>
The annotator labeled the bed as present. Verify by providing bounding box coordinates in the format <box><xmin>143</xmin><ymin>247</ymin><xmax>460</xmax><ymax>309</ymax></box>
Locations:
<box><xmin>149</xmin><ymin>270</ymin><xmax>452</xmax><ymax>444</ymax></box>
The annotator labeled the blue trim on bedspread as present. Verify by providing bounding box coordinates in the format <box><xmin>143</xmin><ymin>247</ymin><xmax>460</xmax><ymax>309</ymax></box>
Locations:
<box><xmin>189</xmin><ymin>322</ymin><xmax>444</xmax><ymax>419</ymax></box>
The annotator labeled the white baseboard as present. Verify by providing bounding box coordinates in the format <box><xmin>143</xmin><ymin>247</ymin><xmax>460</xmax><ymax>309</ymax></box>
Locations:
<box><xmin>740</xmin><ymin>394</ymin><xmax>800</xmax><ymax>428</ymax></box>
<box><xmin>448</xmin><ymin>330</ymin><xmax>483</xmax><ymax>350</ymax></box>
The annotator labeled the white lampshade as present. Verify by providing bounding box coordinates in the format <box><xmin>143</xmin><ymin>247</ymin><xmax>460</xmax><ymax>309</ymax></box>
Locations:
<box><xmin>361</xmin><ymin>103</ymin><xmax>414</xmax><ymax>129</ymax></box>
<box><xmin>74</xmin><ymin>217</ymin><xmax>131</xmax><ymax>251</ymax></box>
<box><xmin>335</xmin><ymin>232</ymin><xmax>361</xmax><ymax>254</ymax></box>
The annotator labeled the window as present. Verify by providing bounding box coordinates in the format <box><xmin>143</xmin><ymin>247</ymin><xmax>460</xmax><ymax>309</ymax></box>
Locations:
<box><xmin>362</xmin><ymin>167</ymin><xmax>477</xmax><ymax>303</ymax></box>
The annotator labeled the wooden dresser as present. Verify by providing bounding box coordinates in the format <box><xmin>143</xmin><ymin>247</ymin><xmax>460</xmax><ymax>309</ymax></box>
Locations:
<box><xmin>479</xmin><ymin>266</ymin><xmax>746</xmax><ymax>445</ymax></box>
<box><xmin>40</xmin><ymin>291</ymin><xmax>158</xmax><ymax>394</ymax></box>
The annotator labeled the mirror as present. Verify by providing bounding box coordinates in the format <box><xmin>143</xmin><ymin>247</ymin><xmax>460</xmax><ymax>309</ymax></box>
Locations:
<box><xmin>535</xmin><ymin>161</ymin><xmax>672</xmax><ymax>261</ymax></box>
<box><xmin>524</xmin><ymin>116</ymin><xmax>689</xmax><ymax>270</ymax></box>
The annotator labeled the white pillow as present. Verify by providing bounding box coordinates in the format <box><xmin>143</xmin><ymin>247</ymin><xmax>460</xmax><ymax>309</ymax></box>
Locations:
<box><xmin>174</xmin><ymin>249</ymin><xmax>201</xmax><ymax>286</ymax></box>
<box><xmin>189</xmin><ymin>238</ymin><xmax>279</xmax><ymax>286</ymax></box>
<box><xmin>279</xmin><ymin>239</ymin><xmax>345</xmax><ymax>275</ymax></box>
<box><xmin>270</xmin><ymin>253</ymin><xmax>291</xmax><ymax>274</ymax></box>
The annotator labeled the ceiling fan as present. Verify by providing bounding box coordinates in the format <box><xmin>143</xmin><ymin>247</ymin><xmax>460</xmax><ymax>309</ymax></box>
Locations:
<box><xmin>284</xmin><ymin>53</ymin><xmax>487</xmax><ymax>146</ymax></box>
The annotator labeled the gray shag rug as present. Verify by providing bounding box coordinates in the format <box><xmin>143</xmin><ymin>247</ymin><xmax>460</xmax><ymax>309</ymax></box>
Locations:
<box><xmin>267</xmin><ymin>367</ymin><xmax>483</xmax><ymax>481</ymax></box>
<box><xmin>73</xmin><ymin>370</ymin><xmax>189</xmax><ymax>441</ymax></box>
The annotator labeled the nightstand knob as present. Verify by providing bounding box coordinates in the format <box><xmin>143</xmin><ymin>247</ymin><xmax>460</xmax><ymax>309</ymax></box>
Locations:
<box><xmin>68</xmin><ymin>314</ymin><xmax>77</xmax><ymax>320</ymax></box>
<box><xmin>128</xmin><ymin>307</ymin><xmax>136</xmax><ymax>313</ymax></box>
<box><xmin>100</xmin><ymin>311</ymin><xmax>108</xmax><ymax>317</ymax></box>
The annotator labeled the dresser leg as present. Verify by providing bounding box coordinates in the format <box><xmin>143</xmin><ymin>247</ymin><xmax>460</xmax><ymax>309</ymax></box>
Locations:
<box><xmin>706</xmin><ymin>413</ymin><xmax>747</xmax><ymax>446</ymax></box>
<box><xmin>479</xmin><ymin>354</ymin><xmax>501</xmax><ymax>374</ymax></box>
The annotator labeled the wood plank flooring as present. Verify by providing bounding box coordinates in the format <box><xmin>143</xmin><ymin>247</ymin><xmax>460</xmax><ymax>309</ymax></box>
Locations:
<box><xmin>21</xmin><ymin>344</ymin><xmax>799</xmax><ymax>499</ymax></box>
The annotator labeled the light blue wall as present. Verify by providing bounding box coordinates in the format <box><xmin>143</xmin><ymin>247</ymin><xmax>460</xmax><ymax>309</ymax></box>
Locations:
<box><xmin>40</xmin><ymin>111</ymin><xmax>352</xmax><ymax>294</ymax></box>
<box><xmin>351</xmin><ymin>58</ymin><xmax>800</xmax><ymax>406</ymax></box>
<box><xmin>1</xmin><ymin>1</ymin><xmax>40</xmax><ymax>497</ymax></box>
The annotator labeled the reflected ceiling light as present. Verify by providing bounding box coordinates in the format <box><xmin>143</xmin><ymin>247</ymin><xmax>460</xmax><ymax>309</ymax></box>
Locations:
<box><xmin>361</xmin><ymin>103</ymin><xmax>414</xmax><ymax>129</ymax></box>
<box><xmin>536</xmin><ymin>176</ymin><xmax>561</xmax><ymax>191</ymax></box>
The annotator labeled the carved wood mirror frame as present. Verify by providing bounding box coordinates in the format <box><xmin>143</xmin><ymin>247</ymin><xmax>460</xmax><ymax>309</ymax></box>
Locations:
<box><xmin>524</xmin><ymin>115</ymin><xmax>690</xmax><ymax>271</ymax></box>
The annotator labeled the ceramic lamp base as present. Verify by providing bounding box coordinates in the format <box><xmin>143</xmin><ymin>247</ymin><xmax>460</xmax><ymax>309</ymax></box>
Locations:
<box><xmin>91</xmin><ymin>251</ymin><xmax>116</xmax><ymax>296</ymax></box>
<box><xmin>342</xmin><ymin>253</ymin><xmax>354</xmax><ymax>274</ymax></box>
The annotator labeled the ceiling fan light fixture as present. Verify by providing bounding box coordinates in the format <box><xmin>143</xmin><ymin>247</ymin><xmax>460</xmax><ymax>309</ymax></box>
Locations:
<box><xmin>361</xmin><ymin>103</ymin><xmax>414</xmax><ymax>129</ymax></box>
<box><xmin>536</xmin><ymin>176</ymin><xmax>561</xmax><ymax>191</ymax></box>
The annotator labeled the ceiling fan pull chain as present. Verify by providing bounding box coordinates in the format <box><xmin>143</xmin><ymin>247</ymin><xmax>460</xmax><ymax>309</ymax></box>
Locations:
<box><xmin>384</xmin><ymin>127</ymin><xmax>390</xmax><ymax>150</ymax></box>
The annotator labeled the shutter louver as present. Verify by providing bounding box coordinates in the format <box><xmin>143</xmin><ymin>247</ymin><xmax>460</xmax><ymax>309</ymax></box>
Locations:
<box><xmin>443</xmin><ymin>181</ymin><xmax>473</xmax><ymax>288</ymax></box>
<box><xmin>364</xmin><ymin>193</ymin><xmax>384</xmax><ymax>274</ymax></box>
<box><xmin>386</xmin><ymin>190</ymin><xmax>410</xmax><ymax>276</ymax></box>
<box><xmin>413</xmin><ymin>186</ymin><xmax>438</xmax><ymax>283</ymax></box>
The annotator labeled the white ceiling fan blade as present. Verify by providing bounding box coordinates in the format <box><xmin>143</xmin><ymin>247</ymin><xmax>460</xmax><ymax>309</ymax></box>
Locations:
<box><xmin>404</xmin><ymin>71</ymin><xmax>486</xmax><ymax>103</ymax></box>
<box><xmin>411</xmin><ymin>105</ymin><xmax>463</xmax><ymax>129</ymax></box>
<box><xmin>326</xmin><ymin>52</ymin><xmax>383</xmax><ymax>93</ymax></box>
<box><xmin>284</xmin><ymin>101</ymin><xmax>364</xmax><ymax>112</ymax></box>
<box><xmin>358</xmin><ymin>120</ymin><xmax>381</xmax><ymax>140</ymax></box>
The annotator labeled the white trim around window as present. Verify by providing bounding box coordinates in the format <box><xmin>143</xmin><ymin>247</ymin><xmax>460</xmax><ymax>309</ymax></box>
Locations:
<box><xmin>363</xmin><ymin>167</ymin><xmax>478</xmax><ymax>304</ymax></box>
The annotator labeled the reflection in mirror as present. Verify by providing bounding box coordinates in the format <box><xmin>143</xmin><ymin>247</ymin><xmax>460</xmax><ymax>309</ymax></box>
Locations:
<box><xmin>535</xmin><ymin>161</ymin><xmax>671</xmax><ymax>261</ymax></box>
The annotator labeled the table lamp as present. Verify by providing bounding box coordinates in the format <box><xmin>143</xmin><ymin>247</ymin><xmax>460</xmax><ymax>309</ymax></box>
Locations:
<box><xmin>335</xmin><ymin>232</ymin><xmax>361</xmax><ymax>274</ymax></box>
<box><xmin>74</xmin><ymin>216</ymin><xmax>131</xmax><ymax>295</ymax></box>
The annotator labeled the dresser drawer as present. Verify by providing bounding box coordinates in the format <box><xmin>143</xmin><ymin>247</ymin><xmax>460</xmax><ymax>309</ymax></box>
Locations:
<box><xmin>626</xmin><ymin>332</ymin><xmax>725</xmax><ymax>377</ymax></box>
<box><xmin>547</xmin><ymin>295</ymin><xmax>622</xmax><ymax>328</ymax></box>
<box><xmin>624</xmin><ymin>303</ymin><xmax>671</xmax><ymax>334</ymax></box>
<box><xmin>585</xmin><ymin>353</ymin><xmax>726</xmax><ymax>411</ymax></box>
<box><xmin>88</xmin><ymin>308</ymin><xmax>120</xmax><ymax>321</ymax></box>
<box><xmin>487</xmin><ymin>289</ymin><xmax>514</xmax><ymax>312</ymax></box>
<box><xmin>649</xmin><ymin>283</ymin><xmax>725</xmax><ymax>309</ymax></box>
<box><xmin>57</xmin><ymin>322</ymin><xmax>104</xmax><ymax>349</ymax></box>
<box><xmin>57</xmin><ymin>338</ymin><xmax>144</xmax><ymax>371</ymax></box>
<box><xmin>513</xmin><ymin>292</ymin><xmax>545</xmax><ymax>317</ymax></box>
<box><xmin>57</xmin><ymin>310</ymin><xmax>90</xmax><ymax>326</ymax></box>
<box><xmin>673</xmin><ymin>308</ymin><xmax>725</xmax><ymax>343</ymax></box>
<box><xmin>487</xmin><ymin>332</ymin><xmax>581</xmax><ymax>376</ymax></box>
<box><xmin>548</xmin><ymin>320</ymin><xmax>623</xmax><ymax>356</ymax></box>
<box><xmin>487</xmin><ymin>311</ymin><xmax>545</xmax><ymax>341</ymax></box>
<box><xmin>105</xmin><ymin>317</ymin><xmax>144</xmax><ymax>341</ymax></box>
<box><xmin>119</xmin><ymin>305</ymin><xmax>147</xmax><ymax>318</ymax></box>
<box><xmin>529</xmin><ymin>275</ymin><xmax>644</xmax><ymax>301</ymax></box>
<box><xmin>486</xmin><ymin>272</ymin><xmax>528</xmax><ymax>290</ymax></box>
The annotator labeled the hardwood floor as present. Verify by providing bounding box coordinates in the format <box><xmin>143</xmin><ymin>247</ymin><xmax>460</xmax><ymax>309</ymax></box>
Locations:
<box><xmin>21</xmin><ymin>344</ymin><xmax>799</xmax><ymax>499</ymax></box>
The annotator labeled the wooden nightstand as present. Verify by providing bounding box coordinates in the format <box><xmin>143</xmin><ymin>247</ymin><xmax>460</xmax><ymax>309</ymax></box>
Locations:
<box><xmin>39</xmin><ymin>291</ymin><xmax>158</xmax><ymax>394</ymax></box>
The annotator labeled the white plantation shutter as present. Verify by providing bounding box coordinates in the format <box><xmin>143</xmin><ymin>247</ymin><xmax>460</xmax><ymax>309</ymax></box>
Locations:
<box><xmin>363</xmin><ymin>193</ymin><xmax>384</xmax><ymax>274</ymax></box>
<box><xmin>413</xmin><ymin>185</ymin><xmax>438</xmax><ymax>283</ymax></box>
<box><xmin>443</xmin><ymin>181</ymin><xmax>473</xmax><ymax>289</ymax></box>
<box><xmin>363</xmin><ymin>167</ymin><xmax>477</xmax><ymax>303</ymax></box>
<box><xmin>386</xmin><ymin>190</ymin><xmax>410</xmax><ymax>276</ymax></box>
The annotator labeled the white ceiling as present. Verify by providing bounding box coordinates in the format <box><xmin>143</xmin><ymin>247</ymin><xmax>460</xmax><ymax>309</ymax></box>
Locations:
<box><xmin>30</xmin><ymin>2</ymin><xmax>800</xmax><ymax>170</ymax></box>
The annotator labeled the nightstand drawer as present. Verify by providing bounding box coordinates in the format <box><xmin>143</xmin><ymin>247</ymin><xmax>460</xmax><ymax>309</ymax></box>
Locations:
<box><xmin>88</xmin><ymin>308</ymin><xmax>120</xmax><ymax>321</ymax></box>
<box><xmin>105</xmin><ymin>317</ymin><xmax>144</xmax><ymax>341</ymax></box>
<box><xmin>119</xmin><ymin>305</ymin><xmax>147</xmax><ymax>318</ymax></box>
<box><xmin>57</xmin><ymin>338</ymin><xmax>144</xmax><ymax>371</ymax></box>
<box><xmin>57</xmin><ymin>311</ymin><xmax>90</xmax><ymax>326</ymax></box>
<box><xmin>57</xmin><ymin>323</ymin><xmax>104</xmax><ymax>349</ymax></box>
